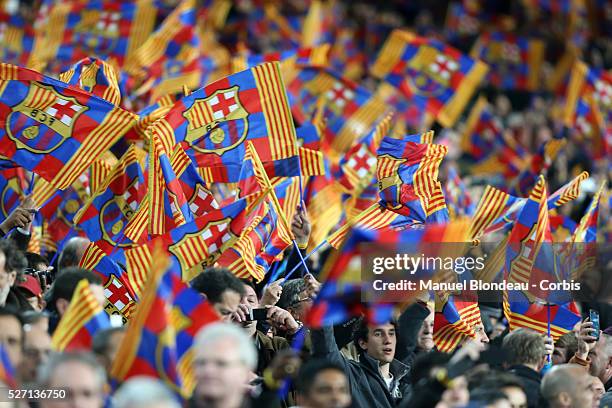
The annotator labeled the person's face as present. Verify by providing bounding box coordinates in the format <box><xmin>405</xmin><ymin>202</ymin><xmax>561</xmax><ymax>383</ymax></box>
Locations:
<box><xmin>213</xmin><ymin>290</ymin><xmax>241</xmax><ymax>322</ymax></box>
<box><xmin>502</xmin><ymin>385</ymin><xmax>527</xmax><ymax>408</ymax></box>
<box><xmin>289</xmin><ymin>289</ymin><xmax>313</xmax><ymax>322</ymax></box>
<box><xmin>193</xmin><ymin>339</ymin><xmax>250</xmax><ymax>403</ymax></box>
<box><xmin>0</xmin><ymin>253</ymin><xmax>14</xmax><ymax>303</ymax></box>
<box><xmin>0</xmin><ymin>315</ymin><xmax>22</xmax><ymax>368</ymax></box>
<box><xmin>40</xmin><ymin>361</ymin><xmax>104</xmax><ymax>408</ymax></box>
<box><xmin>242</xmin><ymin>285</ymin><xmax>258</xmax><ymax>308</ymax></box>
<box><xmin>588</xmin><ymin>336</ymin><xmax>612</xmax><ymax>382</ymax></box>
<box><xmin>20</xmin><ymin>326</ymin><xmax>52</xmax><ymax>382</ymax></box>
<box><xmin>474</xmin><ymin>323</ymin><xmax>489</xmax><ymax>349</ymax></box>
<box><xmin>101</xmin><ymin>331</ymin><xmax>125</xmax><ymax>372</ymax></box>
<box><xmin>552</xmin><ymin>346</ymin><xmax>567</xmax><ymax>365</ymax></box>
<box><xmin>358</xmin><ymin>323</ymin><xmax>396</xmax><ymax>364</ymax></box>
<box><xmin>417</xmin><ymin>311</ymin><xmax>434</xmax><ymax>352</ymax></box>
<box><xmin>591</xmin><ymin>376</ymin><xmax>604</xmax><ymax>408</ymax></box>
<box><xmin>440</xmin><ymin>375</ymin><xmax>469</xmax><ymax>406</ymax></box>
<box><xmin>572</xmin><ymin>369</ymin><xmax>595</xmax><ymax>408</ymax></box>
<box><xmin>301</xmin><ymin>369</ymin><xmax>351</xmax><ymax>408</ymax></box>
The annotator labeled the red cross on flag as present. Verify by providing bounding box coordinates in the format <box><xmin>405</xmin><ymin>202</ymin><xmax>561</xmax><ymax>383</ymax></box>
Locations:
<box><xmin>347</xmin><ymin>145</ymin><xmax>377</xmax><ymax>178</ymax></box>
<box><xmin>326</xmin><ymin>81</ymin><xmax>355</xmax><ymax>108</ymax></box>
<box><xmin>429</xmin><ymin>55</ymin><xmax>459</xmax><ymax>80</ymax></box>
<box><xmin>104</xmin><ymin>276</ymin><xmax>134</xmax><ymax>312</ymax></box>
<box><xmin>201</xmin><ymin>223</ymin><xmax>232</xmax><ymax>253</ymax></box>
<box><xmin>189</xmin><ymin>187</ymin><xmax>218</xmax><ymax>216</ymax></box>
<box><xmin>96</xmin><ymin>11</ymin><xmax>120</xmax><ymax>33</ymax></box>
<box><xmin>45</xmin><ymin>97</ymin><xmax>84</xmax><ymax>126</ymax></box>
<box><xmin>210</xmin><ymin>90</ymin><xmax>240</xmax><ymax>120</ymax></box>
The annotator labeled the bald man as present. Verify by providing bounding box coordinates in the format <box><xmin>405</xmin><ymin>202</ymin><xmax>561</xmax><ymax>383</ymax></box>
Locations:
<box><xmin>541</xmin><ymin>364</ymin><xmax>595</xmax><ymax>408</ymax></box>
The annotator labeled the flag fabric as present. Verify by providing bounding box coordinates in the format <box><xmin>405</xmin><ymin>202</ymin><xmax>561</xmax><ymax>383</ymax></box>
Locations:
<box><xmin>510</xmin><ymin>135</ymin><xmax>566</xmax><ymax>196</ymax></box>
<box><xmin>110</xmin><ymin>254</ymin><xmax>219</xmax><ymax>399</ymax></box>
<box><xmin>0</xmin><ymin>63</ymin><xmax>137</xmax><ymax>190</ymax></box>
<box><xmin>151</xmin><ymin>62</ymin><xmax>300</xmax><ymax>183</ymax></box>
<box><xmin>0</xmin><ymin>167</ymin><xmax>26</xmax><ymax>223</ymax></box>
<box><xmin>231</xmin><ymin>44</ymin><xmax>330</xmax><ymax>78</ymax></box>
<box><xmin>79</xmin><ymin>243</ymin><xmax>137</xmax><ymax>323</ymax></box>
<box><xmin>376</xmin><ymin>134</ymin><xmax>449</xmax><ymax>225</ymax></box>
<box><xmin>0</xmin><ymin>344</ymin><xmax>17</xmax><ymax>389</ymax></box>
<box><xmin>51</xmin><ymin>279</ymin><xmax>111</xmax><ymax>351</ymax></box>
<box><xmin>58</xmin><ymin>57</ymin><xmax>122</xmax><ymax>106</ymax></box>
<box><xmin>434</xmin><ymin>293</ymin><xmax>481</xmax><ymax>353</ymax></box>
<box><xmin>28</xmin><ymin>0</ymin><xmax>157</xmax><ymax>74</ymax></box>
<box><xmin>444</xmin><ymin>166</ymin><xmax>475</xmax><ymax>219</ymax></box>
<box><xmin>0</xmin><ymin>7</ymin><xmax>34</xmax><ymax>67</ymax></box>
<box><xmin>371</xmin><ymin>30</ymin><xmax>488</xmax><ymax>127</ymax></box>
<box><xmin>471</xmin><ymin>32</ymin><xmax>545</xmax><ymax>91</ymax></box>
<box><xmin>73</xmin><ymin>145</ymin><xmax>146</xmax><ymax>248</ymax></box>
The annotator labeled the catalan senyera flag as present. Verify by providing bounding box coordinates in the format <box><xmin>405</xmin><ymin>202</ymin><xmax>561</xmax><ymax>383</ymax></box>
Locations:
<box><xmin>152</xmin><ymin>62</ymin><xmax>300</xmax><ymax>183</ymax></box>
<box><xmin>73</xmin><ymin>145</ymin><xmax>146</xmax><ymax>248</ymax></box>
<box><xmin>28</xmin><ymin>0</ymin><xmax>157</xmax><ymax>74</ymax></box>
<box><xmin>132</xmin><ymin>0</ymin><xmax>213</xmax><ymax>104</ymax></box>
<box><xmin>79</xmin><ymin>243</ymin><xmax>137</xmax><ymax>324</ymax></box>
<box><xmin>471</xmin><ymin>32</ymin><xmax>545</xmax><ymax>91</ymax></box>
<box><xmin>434</xmin><ymin>292</ymin><xmax>482</xmax><ymax>353</ymax></box>
<box><xmin>371</xmin><ymin>30</ymin><xmax>488</xmax><ymax>128</ymax></box>
<box><xmin>51</xmin><ymin>279</ymin><xmax>110</xmax><ymax>351</ymax></box>
<box><xmin>58</xmin><ymin>57</ymin><xmax>122</xmax><ymax>106</ymax></box>
<box><xmin>376</xmin><ymin>134</ymin><xmax>449</xmax><ymax>225</ymax></box>
<box><xmin>110</xmin><ymin>254</ymin><xmax>219</xmax><ymax>399</ymax></box>
<box><xmin>0</xmin><ymin>63</ymin><xmax>137</xmax><ymax>191</ymax></box>
<box><xmin>287</xmin><ymin>67</ymin><xmax>389</xmax><ymax>158</ymax></box>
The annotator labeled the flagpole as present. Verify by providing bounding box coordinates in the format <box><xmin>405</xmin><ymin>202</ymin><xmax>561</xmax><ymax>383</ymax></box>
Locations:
<box><xmin>547</xmin><ymin>302</ymin><xmax>551</xmax><ymax>363</ymax></box>
<box><xmin>283</xmin><ymin>240</ymin><xmax>327</xmax><ymax>282</ymax></box>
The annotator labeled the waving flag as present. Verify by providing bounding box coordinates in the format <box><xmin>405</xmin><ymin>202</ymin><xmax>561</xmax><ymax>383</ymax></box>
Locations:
<box><xmin>376</xmin><ymin>134</ymin><xmax>449</xmax><ymax>225</ymax></box>
<box><xmin>232</xmin><ymin>44</ymin><xmax>330</xmax><ymax>77</ymax></box>
<box><xmin>110</xmin><ymin>254</ymin><xmax>219</xmax><ymax>399</ymax></box>
<box><xmin>80</xmin><ymin>243</ymin><xmax>136</xmax><ymax>323</ymax></box>
<box><xmin>51</xmin><ymin>279</ymin><xmax>110</xmax><ymax>351</ymax></box>
<box><xmin>151</xmin><ymin>62</ymin><xmax>300</xmax><ymax>183</ymax></box>
<box><xmin>371</xmin><ymin>30</ymin><xmax>488</xmax><ymax>127</ymax></box>
<box><xmin>510</xmin><ymin>135</ymin><xmax>566</xmax><ymax>196</ymax></box>
<box><xmin>59</xmin><ymin>57</ymin><xmax>122</xmax><ymax>106</ymax></box>
<box><xmin>0</xmin><ymin>167</ymin><xmax>26</xmax><ymax>223</ymax></box>
<box><xmin>471</xmin><ymin>32</ymin><xmax>545</xmax><ymax>91</ymax></box>
<box><xmin>74</xmin><ymin>145</ymin><xmax>146</xmax><ymax>248</ymax></box>
<box><xmin>444</xmin><ymin>166</ymin><xmax>475</xmax><ymax>219</ymax></box>
<box><xmin>28</xmin><ymin>0</ymin><xmax>156</xmax><ymax>74</ymax></box>
<box><xmin>0</xmin><ymin>8</ymin><xmax>34</xmax><ymax>67</ymax></box>
<box><xmin>434</xmin><ymin>293</ymin><xmax>481</xmax><ymax>353</ymax></box>
<box><xmin>287</xmin><ymin>67</ymin><xmax>389</xmax><ymax>158</ymax></box>
<box><xmin>0</xmin><ymin>63</ymin><xmax>137</xmax><ymax>190</ymax></box>
<box><xmin>0</xmin><ymin>344</ymin><xmax>17</xmax><ymax>389</ymax></box>
<box><xmin>330</xmin><ymin>27</ymin><xmax>367</xmax><ymax>80</ymax></box>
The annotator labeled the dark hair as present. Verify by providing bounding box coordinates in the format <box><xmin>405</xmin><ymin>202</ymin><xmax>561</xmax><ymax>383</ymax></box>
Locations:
<box><xmin>502</xmin><ymin>328</ymin><xmax>545</xmax><ymax>366</ymax></box>
<box><xmin>49</xmin><ymin>267</ymin><xmax>102</xmax><ymax>309</ymax></box>
<box><xmin>25</xmin><ymin>252</ymin><xmax>49</xmax><ymax>270</ymax></box>
<box><xmin>555</xmin><ymin>331</ymin><xmax>579</xmax><ymax>362</ymax></box>
<box><xmin>410</xmin><ymin>351</ymin><xmax>452</xmax><ymax>385</ymax></box>
<box><xmin>21</xmin><ymin>310</ymin><xmax>48</xmax><ymax>326</ymax></box>
<box><xmin>296</xmin><ymin>359</ymin><xmax>346</xmax><ymax>395</ymax></box>
<box><xmin>92</xmin><ymin>327</ymin><xmax>125</xmax><ymax>357</ymax></box>
<box><xmin>352</xmin><ymin>316</ymin><xmax>398</xmax><ymax>352</ymax></box>
<box><xmin>469</xmin><ymin>388</ymin><xmax>510</xmax><ymax>404</ymax></box>
<box><xmin>240</xmin><ymin>279</ymin><xmax>258</xmax><ymax>296</ymax></box>
<box><xmin>0</xmin><ymin>240</ymin><xmax>27</xmax><ymax>282</ymax></box>
<box><xmin>468</xmin><ymin>370</ymin><xmax>524</xmax><ymax>392</ymax></box>
<box><xmin>190</xmin><ymin>268</ymin><xmax>245</xmax><ymax>304</ymax></box>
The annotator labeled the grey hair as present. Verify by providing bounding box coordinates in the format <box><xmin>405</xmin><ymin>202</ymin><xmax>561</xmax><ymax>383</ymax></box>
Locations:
<box><xmin>194</xmin><ymin>322</ymin><xmax>257</xmax><ymax>370</ymax></box>
<box><xmin>113</xmin><ymin>376</ymin><xmax>181</xmax><ymax>408</ymax></box>
<box><xmin>37</xmin><ymin>351</ymin><xmax>106</xmax><ymax>390</ymax></box>
<box><xmin>277</xmin><ymin>278</ymin><xmax>305</xmax><ymax>310</ymax></box>
<box><xmin>58</xmin><ymin>237</ymin><xmax>90</xmax><ymax>274</ymax></box>
<box><xmin>541</xmin><ymin>364</ymin><xmax>583</xmax><ymax>403</ymax></box>
<box><xmin>502</xmin><ymin>328</ymin><xmax>545</xmax><ymax>366</ymax></box>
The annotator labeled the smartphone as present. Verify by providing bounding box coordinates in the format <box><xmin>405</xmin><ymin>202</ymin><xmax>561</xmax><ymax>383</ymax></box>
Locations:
<box><xmin>590</xmin><ymin>309</ymin><xmax>600</xmax><ymax>340</ymax></box>
<box><xmin>248</xmin><ymin>308</ymin><xmax>269</xmax><ymax>321</ymax></box>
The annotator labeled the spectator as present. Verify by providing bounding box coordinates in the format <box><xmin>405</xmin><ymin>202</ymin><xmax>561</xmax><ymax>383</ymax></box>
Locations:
<box><xmin>553</xmin><ymin>332</ymin><xmax>579</xmax><ymax>365</ymax></box>
<box><xmin>587</xmin><ymin>333</ymin><xmax>612</xmax><ymax>391</ymax></box>
<box><xmin>277</xmin><ymin>274</ymin><xmax>320</xmax><ymax>323</ymax></box>
<box><xmin>295</xmin><ymin>359</ymin><xmax>351</xmax><ymax>408</ymax></box>
<box><xmin>113</xmin><ymin>376</ymin><xmax>181</xmax><ymax>408</ymax></box>
<box><xmin>502</xmin><ymin>328</ymin><xmax>547</xmax><ymax>408</ymax></box>
<box><xmin>416</xmin><ymin>306</ymin><xmax>434</xmax><ymax>353</ymax></box>
<box><xmin>540</xmin><ymin>364</ymin><xmax>595</xmax><ymax>408</ymax></box>
<box><xmin>592</xmin><ymin>376</ymin><xmax>605</xmax><ymax>408</ymax></box>
<box><xmin>16</xmin><ymin>274</ymin><xmax>44</xmax><ymax>311</ymax></box>
<box><xmin>92</xmin><ymin>327</ymin><xmax>126</xmax><ymax>374</ymax></box>
<box><xmin>0</xmin><ymin>240</ymin><xmax>16</xmax><ymax>307</ymax></box>
<box><xmin>19</xmin><ymin>315</ymin><xmax>52</xmax><ymax>385</ymax></box>
<box><xmin>191</xmin><ymin>322</ymin><xmax>282</xmax><ymax>408</ymax></box>
<box><xmin>0</xmin><ymin>306</ymin><xmax>23</xmax><ymax>370</ymax></box>
<box><xmin>57</xmin><ymin>237</ymin><xmax>90</xmax><ymax>275</ymax></box>
<box><xmin>38</xmin><ymin>351</ymin><xmax>106</xmax><ymax>408</ymax></box>
<box><xmin>21</xmin><ymin>310</ymin><xmax>49</xmax><ymax>333</ymax></box>
<box><xmin>469</xmin><ymin>371</ymin><xmax>527</xmax><ymax>408</ymax></box>
<box><xmin>470</xmin><ymin>388</ymin><xmax>512</xmax><ymax>408</ymax></box>
<box><xmin>312</xmin><ymin>317</ymin><xmax>409</xmax><ymax>408</ymax></box>
<box><xmin>191</xmin><ymin>268</ymin><xmax>245</xmax><ymax>322</ymax></box>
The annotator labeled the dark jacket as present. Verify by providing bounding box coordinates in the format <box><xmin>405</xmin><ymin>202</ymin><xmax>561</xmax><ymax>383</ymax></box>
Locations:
<box><xmin>312</xmin><ymin>326</ymin><xmax>410</xmax><ymax>408</ymax></box>
<box><xmin>255</xmin><ymin>330</ymin><xmax>289</xmax><ymax>375</ymax></box>
<box><xmin>509</xmin><ymin>365</ymin><xmax>541</xmax><ymax>408</ymax></box>
<box><xmin>395</xmin><ymin>301</ymin><xmax>431</xmax><ymax>367</ymax></box>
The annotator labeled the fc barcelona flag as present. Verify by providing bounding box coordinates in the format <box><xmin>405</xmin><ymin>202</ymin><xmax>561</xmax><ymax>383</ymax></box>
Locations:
<box><xmin>376</xmin><ymin>134</ymin><xmax>449</xmax><ymax>225</ymax></box>
<box><xmin>110</xmin><ymin>254</ymin><xmax>219</xmax><ymax>399</ymax></box>
<box><xmin>28</xmin><ymin>0</ymin><xmax>157</xmax><ymax>74</ymax></box>
<box><xmin>51</xmin><ymin>279</ymin><xmax>110</xmax><ymax>351</ymax></box>
<box><xmin>434</xmin><ymin>293</ymin><xmax>481</xmax><ymax>353</ymax></box>
<box><xmin>0</xmin><ymin>7</ymin><xmax>34</xmax><ymax>67</ymax></box>
<box><xmin>151</xmin><ymin>62</ymin><xmax>300</xmax><ymax>183</ymax></box>
<box><xmin>0</xmin><ymin>167</ymin><xmax>26</xmax><ymax>224</ymax></box>
<box><xmin>371</xmin><ymin>30</ymin><xmax>488</xmax><ymax>128</ymax></box>
<box><xmin>471</xmin><ymin>32</ymin><xmax>545</xmax><ymax>91</ymax></box>
<box><xmin>0</xmin><ymin>63</ymin><xmax>137</xmax><ymax>190</ymax></box>
<box><xmin>59</xmin><ymin>57</ymin><xmax>122</xmax><ymax>106</ymax></box>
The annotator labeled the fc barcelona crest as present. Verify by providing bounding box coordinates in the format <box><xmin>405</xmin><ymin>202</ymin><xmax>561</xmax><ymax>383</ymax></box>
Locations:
<box><xmin>99</xmin><ymin>181</ymin><xmax>140</xmax><ymax>247</ymax></box>
<box><xmin>74</xmin><ymin>10</ymin><xmax>120</xmax><ymax>55</ymax></box>
<box><xmin>404</xmin><ymin>47</ymin><xmax>458</xmax><ymax>98</ymax></box>
<box><xmin>6</xmin><ymin>83</ymin><xmax>87</xmax><ymax>153</ymax></box>
<box><xmin>183</xmin><ymin>86</ymin><xmax>249</xmax><ymax>156</ymax></box>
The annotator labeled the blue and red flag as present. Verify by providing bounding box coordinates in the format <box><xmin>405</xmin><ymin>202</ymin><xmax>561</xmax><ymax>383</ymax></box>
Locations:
<box><xmin>471</xmin><ymin>32</ymin><xmax>545</xmax><ymax>91</ymax></box>
<box><xmin>371</xmin><ymin>30</ymin><xmax>488</xmax><ymax>127</ymax></box>
<box><xmin>110</xmin><ymin>254</ymin><xmax>219</xmax><ymax>399</ymax></box>
<box><xmin>51</xmin><ymin>279</ymin><xmax>111</xmax><ymax>351</ymax></box>
<box><xmin>434</xmin><ymin>293</ymin><xmax>481</xmax><ymax>353</ymax></box>
<box><xmin>151</xmin><ymin>62</ymin><xmax>300</xmax><ymax>184</ymax></box>
<box><xmin>0</xmin><ymin>8</ymin><xmax>34</xmax><ymax>67</ymax></box>
<box><xmin>0</xmin><ymin>167</ymin><xmax>27</xmax><ymax>224</ymax></box>
<box><xmin>444</xmin><ymin>166</ymin><xmax>475</xmax><ymax>219</ymax></box>
<box><xmin>0</xmin><ymin>63</ymin><xmax>137</xmax><ymax>191</ymax></box>
<box><xmin>376</xmin><ymin>134</ymin><xmax>449</xmax><ymax>225</ymax></box>
<box><xmin>0</xmin><ymin>344</ymin><xmax>17</xmax><ymax>389</ymax></box>
<box><xmin>58</xmin><ymin>57</ymin><xmax>122</xmax><ymax>106</ymax></box>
